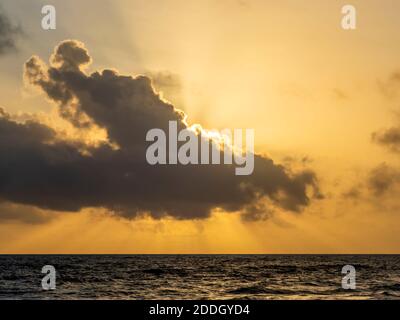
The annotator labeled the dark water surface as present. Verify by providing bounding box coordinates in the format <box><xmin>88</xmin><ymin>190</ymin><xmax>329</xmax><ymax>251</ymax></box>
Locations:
<box><xmin>0</xmin><ymin>255</ymin><xmax>399</xmax><ymax>300</ymax></box>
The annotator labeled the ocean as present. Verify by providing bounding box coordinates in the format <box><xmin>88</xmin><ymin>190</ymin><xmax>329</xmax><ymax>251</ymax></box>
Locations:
<box><xmin>0</xmin><ymin>255</ymin><xmax>399</xmax><ymax>300</ymax></box>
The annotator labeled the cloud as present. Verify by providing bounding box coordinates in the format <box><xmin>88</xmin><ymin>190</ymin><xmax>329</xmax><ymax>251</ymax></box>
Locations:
<box><xmin>372</xmin><ymin>71</ymin><xmax>400</xmax><ymax>153</ymax></box>
<box><xmin>0</xmin><ymin>8</ymin><xmax>22</xmax><ymax>55</ymax></box>
<box><xmin>341</xmin><ymin>186</ymin><xmax>362</xmax><ymax>200</ymax></box>
<box><xmin>0</xmin><ymin>40</ymin><xmax>322</xmax><ymax>221</ymax></box>
<box><xmin>378</xmin><ymin>72</ymin><xmax>400</xmax><ymax>99</ymax></box>
<box><xmin>372</xmin><ymin>126</ymin><xmax>400</xmax><ymax>153</ymax></box>
<box><xmin>340</xmin><ymin>164</ymin><xmax>400</xmax><ymax>202</ymax></box>
<box><xmin>0</xmin><ymin>201</ymin><xmax>52</xmax><ymax>224</ymax></box>
<box><xmin>367</xmin><ymin>163</ymin><xmax>400</xmax><ymax>197</ymax></box>
<box><xmin>146</xmin><ymin>71</ymin><xmax>184</xmax><ymax>108</ymax></box>
<box><xmin>332</xmin><ymin>88</ymin><xmax>349</xmax><ymax>100</ymax></box>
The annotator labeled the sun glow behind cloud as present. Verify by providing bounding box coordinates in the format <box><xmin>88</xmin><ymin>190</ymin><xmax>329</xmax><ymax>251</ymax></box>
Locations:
<box><xmin>1</xmin><ymin>0</ymin><xmax>400</xmax><ymax>253</ymax></box>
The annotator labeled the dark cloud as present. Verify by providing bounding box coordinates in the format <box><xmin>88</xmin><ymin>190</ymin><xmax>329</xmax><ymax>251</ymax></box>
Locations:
<box><xmin>0</xmin><ymin>8</ymin><xmax>22</xmax><ymax>55</ymax></box>
<box><xmin>240</xmin><ymin>201</ymin><xmax>272</xmax><ymax>221</ymax></box>
<box><xmin>0</xmin><ymin>40</ymin><xmax>322</xmax><ymax>221</ymax></box>
<box><xmin>367</xmin><ymin>163</ymin><xmax>400</xmax><ymax>197</ymax></box>
<box><xmin>0</xmin><ymin>202</ymin><xmax>52</xmax><ymax>224</ymax></box>
<box><xmin>372</xmin><ymin>126</ymin><xmax>400</xmax><ymax>153</ymax></box>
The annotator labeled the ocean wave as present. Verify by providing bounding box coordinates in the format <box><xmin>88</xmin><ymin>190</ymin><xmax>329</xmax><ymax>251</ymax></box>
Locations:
<box><xmin>227</xmin><ymin>285</ymin><xmax>293</xmax><ymax>295</ymax></box>
<box><xmin>141</xmin><ymin>268</ymin><xmax>189</xmax><ymax>277</ymax></box>
<box><xmin>0</xmin><ymin>255</ymin><xmax>399</xmax><ymax>299</ymax></box>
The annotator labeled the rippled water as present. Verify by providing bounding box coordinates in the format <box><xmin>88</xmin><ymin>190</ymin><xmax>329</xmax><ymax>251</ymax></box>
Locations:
<box><xmin>0</xmin><ymin>255</ymin><xmax>399</xmax><ymax>299</ymax></box>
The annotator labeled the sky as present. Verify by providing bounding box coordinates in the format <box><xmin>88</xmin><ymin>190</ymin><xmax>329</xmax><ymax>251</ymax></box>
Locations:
<box><xmin>1</xmin><ymin>0</ymin><xmax>400</xmax><ymax>253</ymax></box>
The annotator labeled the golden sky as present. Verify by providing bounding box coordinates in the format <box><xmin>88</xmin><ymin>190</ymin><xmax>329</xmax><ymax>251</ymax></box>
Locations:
<box><xmin>1</xmin><ymin>0</ymin><xmax>400</xmax><ymax>253</ymax></box>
